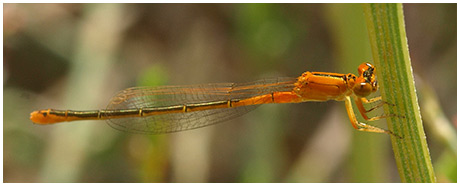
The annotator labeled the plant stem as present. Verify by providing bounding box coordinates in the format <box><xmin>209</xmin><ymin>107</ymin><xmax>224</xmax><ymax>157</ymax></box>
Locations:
<box><xmin>362</xmin><ymin>3</ymin><xmax>436</xmax><ymax>183</ymax></box>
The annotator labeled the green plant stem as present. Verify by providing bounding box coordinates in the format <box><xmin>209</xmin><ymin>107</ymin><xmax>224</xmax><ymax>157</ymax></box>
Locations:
<box><xmin>362</xmin><ymin>3</ymin><xmax>436</xmax><ymax>183</ymax></box>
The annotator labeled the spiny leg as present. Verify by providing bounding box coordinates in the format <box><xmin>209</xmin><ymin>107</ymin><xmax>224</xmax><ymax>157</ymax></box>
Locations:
<box><xmin>344</xmin><ymin>96</ymin><xmax>401</xmax><ymax>138</ymax></box>
<box><xmin>361</xmin><ymin>96</ymin><xmax>396</xmax><ymax>106</ymax></box>
<box><xmin>360</xmin><ymin>96</ymin><xmax>382</xmax><ymax>104</ymax></box>
<box><xmin>355</xmin><ymin>97</ymin><xmax>399</xmax><ymax>121</ymax></box>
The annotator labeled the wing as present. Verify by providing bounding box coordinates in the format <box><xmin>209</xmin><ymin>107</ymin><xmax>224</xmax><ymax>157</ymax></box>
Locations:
<box><xmin>105</xmin><ymin>77</ymin><xmax>296</xmax><ymax>134</ymax></box>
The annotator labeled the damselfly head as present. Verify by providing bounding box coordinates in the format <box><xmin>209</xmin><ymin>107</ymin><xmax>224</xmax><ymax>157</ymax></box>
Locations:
<box><xmin>352</xmin><ymin>62</ymin><xmax>378</xmax><ymax>97</ymax></box>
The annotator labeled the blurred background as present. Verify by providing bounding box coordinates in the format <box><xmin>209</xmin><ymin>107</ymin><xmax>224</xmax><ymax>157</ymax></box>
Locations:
<box><xmin>3</xmin><ymin>4</ymin><xmax>456</xmax><ymax>183</ymax></box>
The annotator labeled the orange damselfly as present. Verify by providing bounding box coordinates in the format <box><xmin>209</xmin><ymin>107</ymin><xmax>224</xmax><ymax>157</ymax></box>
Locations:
<box><xmin>30</xmin><ymin>62</ymin><xmax>400</xmax><ymax>137</ymax></box>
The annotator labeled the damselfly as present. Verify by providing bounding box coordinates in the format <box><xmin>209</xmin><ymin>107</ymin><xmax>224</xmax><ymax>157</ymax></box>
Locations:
<box><xmin>30</xmin><ymin>62</ymin><xmax>400</xmax><ymax>137</ymax></box>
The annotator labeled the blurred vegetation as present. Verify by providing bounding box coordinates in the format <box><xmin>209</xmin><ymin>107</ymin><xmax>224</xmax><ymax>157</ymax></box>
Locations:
<box><xmin>3</xmin><ymin>4</ymin><xmax>456</xmax><ymax>182</ymax></box>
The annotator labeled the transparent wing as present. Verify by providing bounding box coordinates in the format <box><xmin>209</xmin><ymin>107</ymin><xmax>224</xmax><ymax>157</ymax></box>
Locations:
<box><xmin>105</xmin><ymin>77</ymin><xmax>296</xmax><ymax>134</ymax></box>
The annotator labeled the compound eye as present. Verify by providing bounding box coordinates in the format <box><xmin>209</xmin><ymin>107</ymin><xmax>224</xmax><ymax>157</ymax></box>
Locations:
<box><xmin>353</xmin><ymin>82</ymin><xmax>373</xmax><ymax>97</ymax></box>
<box><xmin>357</xmin><ymin>62</ymin><xmax>374</xmax><ymax>75</ymax></box>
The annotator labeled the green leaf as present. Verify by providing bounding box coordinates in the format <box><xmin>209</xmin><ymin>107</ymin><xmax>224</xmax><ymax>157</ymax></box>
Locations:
<box><xmin>363</xmin><ymin>3</ymin><xmax>436</xmax><ymax>182</ymax></box>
